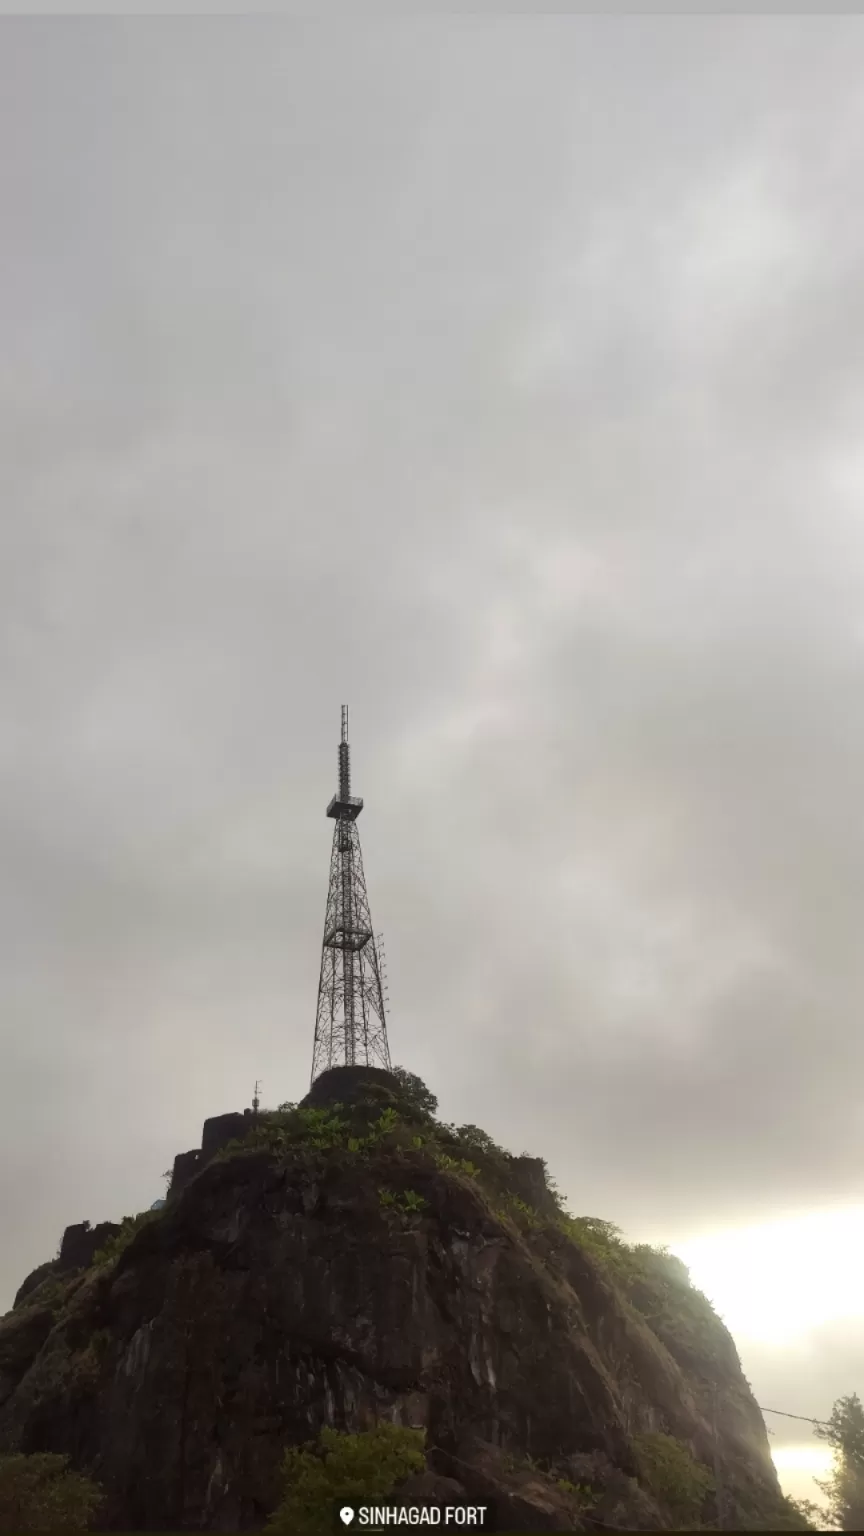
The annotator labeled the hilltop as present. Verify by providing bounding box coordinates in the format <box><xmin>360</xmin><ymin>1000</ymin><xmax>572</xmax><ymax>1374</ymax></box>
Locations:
<box><xmin>0</xmin><ymin>1067</ymin><xmax>808</xmax><ymax>1531</ymax></box>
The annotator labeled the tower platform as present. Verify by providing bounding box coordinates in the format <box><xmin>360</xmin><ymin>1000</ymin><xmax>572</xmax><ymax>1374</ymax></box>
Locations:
<box><xmin>326</xmin><ymin>793</ymin><xmax>363</xmax><ymax>820</ymax></box>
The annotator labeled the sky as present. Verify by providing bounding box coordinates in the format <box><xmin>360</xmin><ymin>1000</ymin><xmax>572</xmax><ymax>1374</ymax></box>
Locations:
<box><xmin>2</xmin><ymin>14</ymin><xmax>864</xmax><ymax>1508</ymax></box>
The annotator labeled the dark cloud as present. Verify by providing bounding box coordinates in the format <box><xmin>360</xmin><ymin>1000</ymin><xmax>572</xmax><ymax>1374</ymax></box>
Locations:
<box><xmin>2</xmin><ymin>17</ymin><xmax>864</xmax><ymax>1455</ymax></box>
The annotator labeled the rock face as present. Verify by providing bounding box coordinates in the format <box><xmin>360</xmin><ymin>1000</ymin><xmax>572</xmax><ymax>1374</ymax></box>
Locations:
<box><xmin>13</xmin><ymin>1221</ymin><xmax>122</xmax><ymax>1311</ymax></box>
<box><xmin>0</xmin><ymin>1099</ymin><xmax>791</xmax><ymax>1533</ymax></box>
<box><xmin>302</xmin><ymin>1064</ymin><xmax>401</xmax><ymax>1108</ymax></box>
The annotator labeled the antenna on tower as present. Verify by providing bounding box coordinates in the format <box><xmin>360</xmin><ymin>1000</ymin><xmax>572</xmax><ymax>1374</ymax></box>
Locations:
<box><xmin>311</xmin><ymin>708</ymin><xmax>392</xmax><ymax>1084</ymax></box>
<box><xmin>252</xmin><ymin>1080</ymin><xmax>261</xmax><ymax>1119</ymax></box>
<box><xmin>338</xmin><ymin>706</ymin><xmax>351</xmax><ymax>802</ymax></box>
<box><xmin>376</xmin><ymin>931</ymin><xmax>391</xmax><ymax>1015</ymax></box>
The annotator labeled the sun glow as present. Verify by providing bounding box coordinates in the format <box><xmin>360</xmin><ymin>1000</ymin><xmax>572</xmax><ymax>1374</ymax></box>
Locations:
<box><xmin>771</xmin><ymin>1446</ymin><xmax>832</xmax><ymax>1474</ymax></box>
<box><xmin>770</xmin><ymin>1444</ymin><xmax>833</xmax><ymax>1511</ymax></box>
<box><xmin>672</xmin><ymin>1204</ymin><xmax>864</xmax><ymax>1344</ymax></box>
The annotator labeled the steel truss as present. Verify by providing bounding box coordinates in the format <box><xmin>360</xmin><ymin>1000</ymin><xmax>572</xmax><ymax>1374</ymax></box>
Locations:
<box><xmin>311</xmin><ymin>708</ymin><xmax>391</xmax><ymax>1082</ymax></box>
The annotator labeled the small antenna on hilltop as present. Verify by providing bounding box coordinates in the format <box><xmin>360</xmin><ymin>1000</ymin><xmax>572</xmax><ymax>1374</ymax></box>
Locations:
<box><xmin>252</xmin><ymin>1080</ymin><xmax>261</xmax><ymax>1119</ymax></box>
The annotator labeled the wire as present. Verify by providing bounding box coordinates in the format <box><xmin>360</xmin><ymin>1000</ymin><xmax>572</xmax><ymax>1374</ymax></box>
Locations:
<box><xmin>758</xmin><ymin>1405</ymin><xmax>833</xmax><ymax>1429</ymax></box>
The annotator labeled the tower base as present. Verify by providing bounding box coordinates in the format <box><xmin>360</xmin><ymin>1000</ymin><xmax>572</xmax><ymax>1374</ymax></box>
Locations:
<box><xmin>302</xmin><ymin>1064</ymin><xmax>401</xmax><ymax>1110</ymax></box>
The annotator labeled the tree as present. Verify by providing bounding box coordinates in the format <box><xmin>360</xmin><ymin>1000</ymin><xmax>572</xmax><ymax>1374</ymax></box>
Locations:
<box><xmin>815</xmin><ymin>1392</ymin><xmax>864</xmax><ymax>1531</ymax></box>
<box><xmin>389</xmin><ymin>1066</ymin><xmax>438</xmax><ymax>1117</ymax></box>
<box><xmin>779</xmin><ymin>1496</ymin><xmax>824</xmax><ymax>1531</ymax></box>
<box><xmin>0</xmin><ymin>1453</ymin><xmax>103</xmax><ymax>1532</ymax></box>
<box><xmin>453</xmin><ymin>1124</ymin><xmax>502</xmax><ymax>1156</ymax></box>
<box><xmin>266</xmin><ymin>1424</ymin><xmax>426</xmax><ymax>1536</ymax></box>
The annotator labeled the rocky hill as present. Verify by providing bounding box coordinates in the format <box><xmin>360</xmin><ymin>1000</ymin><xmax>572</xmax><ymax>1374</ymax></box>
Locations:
<box><xmin>0</xmin><ymin>1068</ymin><xmax>806</xmax><ymax>1532</ymax></box>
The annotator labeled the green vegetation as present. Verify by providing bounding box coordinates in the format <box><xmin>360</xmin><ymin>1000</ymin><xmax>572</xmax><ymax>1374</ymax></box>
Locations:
<box><xmin>219</xmin><ymin>1102</ymin><xmax>416</xmax><ymax>1163</ymax></box>
<box><xmin>556</xmin><ymin>1213</ymin><xmax>627</xmax><ymax>1253</ymax></box>
<box><xmin>79</xmin><ymin>1075</ymin><xmax>444</xmax><ymax>1280</ymax></box>
<box><xmin>447</xmin><ymin>1123</ymin><xmax>500</xmax><ymax>1156</ymax></box>
<box><xmin>553</xmin><ymin>1213</ymin><xmax>670</xmax><ymax>1284</ymax></box>
<box><xmin>70</xmin><ymin>1328</ymin><xmax>115</xmax><ymax>1387</ymax></box>
<box><xmin>15</xmin><ymin>1273</ymin><xmax>69</xmax><ymax>1317</ymax></box>
<box><xmin>501</xmin><ymin>1194</ymin><xmax>542</xmax><ymax>1230</ymax></box>
<box><xmin>554</xmin><ymin>1477</ymin><xmax>594</xmax><ymax>1515</ymax></box>
<box><xmin>499</xmin><ymin>1453</ymin><xmax>594</xmax><ymax>1517</ymax></box>
<box><xmin>390</xmin><ymin>1066</ymin><xmax>438</xmax><ymax>1117</ymax></box>
<box><xmin>92</xmin><ymin>1208</ymin><xmax>162</xmax><ymax>1266</ymax></box>
<box><xmin>768</xmin><ymin>1495</ymin><xmax>823</xmax><ymax>1531</ymax></box>
<box><xmin>620</xmin><ymin>1245</ymin><xmax>727</xmax><ymax>1365</ymax></box>
<box><xmin>378</xmin><ymin>1186</ymin><xmax>428</xmax><ymax>1216</ymax></box>
<box><xmin>208</xmin><ymin>1071</ymin><xmax>722</xmax><ymax>1359</ymax></box>
<box><xmin>433</xmin><ymin>1152</ymin><xmax>481</xmax><ymax>1179</ymax></box>
<box><xmin>74</xmin><ymin>1069</ymin><xmax>723</xmax><ymax>1390</ymax></box>
<box><xmin>815</xmin><ymin>1391</ymin><xmax>864</xmax><ymax>1530</ymax></box>
<box><xmin>215</xmin><ymin>1077</ymin><xmax>515</xmax><ymax>1193</ymax></box>
<box><xmin>631</xmin><ymin>1432</ymin><xmax>714</xmax><ymax>1527</ymax></box>
<box><xmin>0</xmin><ymin>1453</ymin><xmax>103</xmax><ymax>1532</ymax></box>
<box><xmin>266</xmin><ymin>1424</ymin><xmax>426</xmax><ymax>1536</ymax></box>
<box><xmin>543</xmin><ymin>1213</ymin><xmax>725</xmax><ymax>1360</ymax></box>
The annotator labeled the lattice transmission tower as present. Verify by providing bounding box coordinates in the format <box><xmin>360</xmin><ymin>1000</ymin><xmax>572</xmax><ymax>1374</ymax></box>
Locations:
<box><xmin>311</xmin><ymin>708</ymin><xmax>392</xmax><ymax>1083</ymax></box>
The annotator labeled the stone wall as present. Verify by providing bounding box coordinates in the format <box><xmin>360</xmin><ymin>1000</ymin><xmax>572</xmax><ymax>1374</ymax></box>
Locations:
<box><xmin>201</xmin><ymin>1113</ymin><xmax>249</xmax><ymax>1162</ymax></box>
<box><xmin>169</xmin><ymin>1109</ymin><xmax>259</xmax><ymax>1202</ymax></box>
<box><xmin>58</xmin><ymin>1220</ymin><xmax>121</xmax><ymax>1272</ymax></box>
<box><xmin>169</xmin><ymin>1149</ymin><xmax>202</xmax><ymax>1202</ymax></box>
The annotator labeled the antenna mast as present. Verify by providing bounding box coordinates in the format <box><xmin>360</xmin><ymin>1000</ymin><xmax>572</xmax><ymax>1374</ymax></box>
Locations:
<box><xmin>311</xmin><ymin>708</ymin><xmax>391</xmax><ymax>1083</ymax></box>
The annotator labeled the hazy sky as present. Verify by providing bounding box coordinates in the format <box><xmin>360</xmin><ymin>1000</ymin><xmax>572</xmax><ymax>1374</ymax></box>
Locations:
<box><xmin>3</xmin><ymin>16</ymin><xmax>864</xmax><ymax>1482</ymax></box>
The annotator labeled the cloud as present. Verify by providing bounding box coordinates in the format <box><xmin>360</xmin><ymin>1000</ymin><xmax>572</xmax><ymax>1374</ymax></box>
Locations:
<box><xmin>2</xmin><ymin>34</ymin><xmax>864</xmax><ymax>1487</ymax></box>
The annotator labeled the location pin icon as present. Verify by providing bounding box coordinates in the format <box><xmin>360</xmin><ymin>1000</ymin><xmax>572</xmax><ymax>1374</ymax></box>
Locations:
<box><xmin>340</xmin><ymin>1509</ymin><xmax>355</xmax><ymax>1525</ymax></box>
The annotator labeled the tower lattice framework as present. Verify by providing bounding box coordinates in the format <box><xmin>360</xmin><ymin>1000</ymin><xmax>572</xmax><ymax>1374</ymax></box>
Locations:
<box><xmin>311</xmin><ymin>707</ymin><xmax>391</xmax><ymax>1083</ymax></box>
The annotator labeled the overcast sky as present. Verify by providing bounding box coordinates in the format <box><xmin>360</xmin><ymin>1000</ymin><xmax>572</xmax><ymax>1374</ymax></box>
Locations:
<box><xmin>3</xmin><ymin>16</ymin><xmax>864</xmax><ymax>1476</ymax></box>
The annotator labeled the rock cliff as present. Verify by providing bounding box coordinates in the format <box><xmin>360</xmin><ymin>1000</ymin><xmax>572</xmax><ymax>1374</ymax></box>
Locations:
<box><xmin>0</xmin><ymin>1071</ymin><xmax>802</xmax><ymax>1532</ymax></box>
